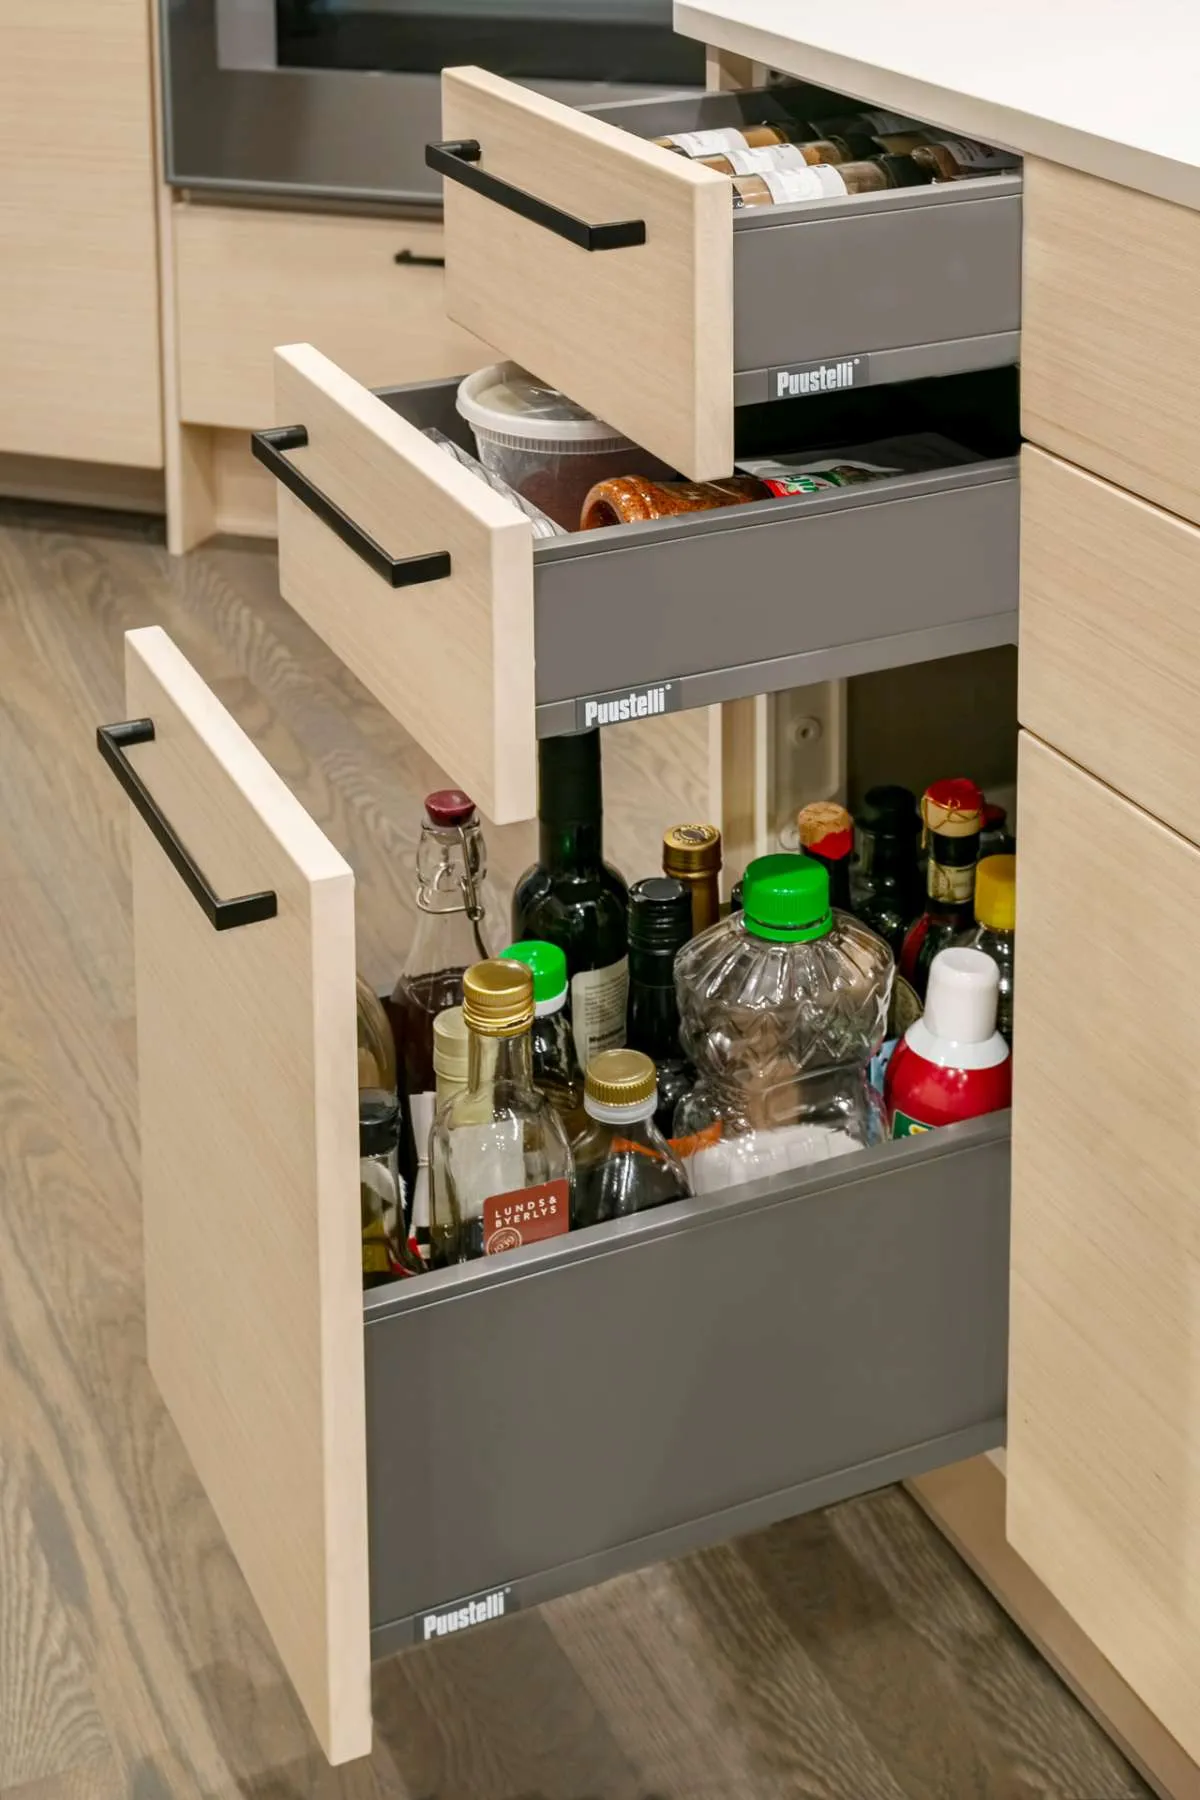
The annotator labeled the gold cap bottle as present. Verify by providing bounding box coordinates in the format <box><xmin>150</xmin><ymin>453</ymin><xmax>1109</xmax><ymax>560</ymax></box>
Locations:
<box><xmin>584</xmin><ymin>1048</ymin><xmax>657</xmax><ymax>1109</ymax></box>
<box><xmin>663</xmin><ymin>823</ymin><xmax>723</xmax><ymax>935</ymax></box>
<box><xmin>462</xmin><ymin>959</ymin><xmax>534</xmax><ymax>1038</ymax></box>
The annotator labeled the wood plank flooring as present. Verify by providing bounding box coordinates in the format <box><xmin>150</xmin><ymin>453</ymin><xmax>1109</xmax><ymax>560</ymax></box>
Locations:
<box><xmin>0</xmin><ymin>500</ymin><xmax>1152</xmax><ymax>1800</ymax></box>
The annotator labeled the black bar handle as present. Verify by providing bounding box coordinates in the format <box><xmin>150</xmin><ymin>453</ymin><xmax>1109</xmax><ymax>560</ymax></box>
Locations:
<box><xmin>251</xmin><ymin>425</ymin><xmax>453</xmax><ymax>589</ymax></box>
<box><xmin>97</xmin><ymin>720</ymin><xmax>278</xmax><ymax>932</ymax></box>
<box><xmin>394</xmin><ymin>247</ymin><xmax>446</xmax><ymax>268</ymax></box>
<box><xmin>426</xmin><ymin>139</ymin><xmax>647</xmax><ymax>252</ymax></box>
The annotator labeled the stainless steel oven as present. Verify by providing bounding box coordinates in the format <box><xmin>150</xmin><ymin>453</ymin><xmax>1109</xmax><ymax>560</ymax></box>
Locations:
<box><xmin>161</xmin><ymin>0</ymin><xmax>703</xmax><ymax>207</ymax></box>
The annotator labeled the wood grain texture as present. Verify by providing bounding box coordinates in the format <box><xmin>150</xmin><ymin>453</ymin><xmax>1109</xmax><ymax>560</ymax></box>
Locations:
<box><xmin>0</xmin><ymin>457</ymin><xmax>164</xmax><ymax>517</ymax></box>
<box><xmin>1010</xmin><ymin>730</ymin><xmax>1200</xmax><ymax>1769</ymax></box>
<box><xmin>0</xmin><ymin>0</ymin><xmax>162</xmax><ymax>467</ymax></box>
<box><xmin>174</xmin><ymin>206</ymin><xmax>492</xmax><ymax>433</ymax></box>
<box><xmin>1022</xmin><ymin>158</ymin><xmax>1200</xmax><ymax>524</ymax></box>
<box><xmin>273</xmin><ymin>342</ymin><xmax>537</xmax><ymax>824</ymax></box>
<box><xmin>440</xmin><ymin>65</ymin><xmax>734</xmax><ymax>480</ymax></box>
<box><xmin>0</xmin><ymin>497</ymin><xmax>1150</xmax><ymax>1796</ymax></box>
<box><xmin>125</xmin><ymin>626</ymin><xmax>370</xmax><ymax>1764</ymax></box>
<box><xmin>911</xmin><ymin>1458</ymin><xmax>1200</xmax><ymax>1800</ymax></box>
<box><xmin>1020</xmin><ymin>446</ymin><xmax>1200</xmax><ymax>844</ymax></box>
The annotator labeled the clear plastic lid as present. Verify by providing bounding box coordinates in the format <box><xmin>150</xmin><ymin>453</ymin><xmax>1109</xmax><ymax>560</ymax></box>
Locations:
<box><xmin>457</xmin><ymin>362</ymin><xmax>633</xmax><ymax>450</ymax></box>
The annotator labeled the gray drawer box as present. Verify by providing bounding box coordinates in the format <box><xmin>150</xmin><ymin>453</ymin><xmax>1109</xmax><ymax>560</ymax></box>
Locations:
<box><xmin>364</xmin><ymin>1112</ymin><xmax>1010</xmax><ymax>1654</ymax></box>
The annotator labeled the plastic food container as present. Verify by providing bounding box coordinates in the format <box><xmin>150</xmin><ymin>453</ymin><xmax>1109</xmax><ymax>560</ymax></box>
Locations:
<box><xmin>456</xmin><ymin>363</ymin><xmax>669</xmax><ymax>531</ymax></box>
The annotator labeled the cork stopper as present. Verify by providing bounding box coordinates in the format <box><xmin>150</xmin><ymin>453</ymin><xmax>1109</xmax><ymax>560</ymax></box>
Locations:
<box><xmin>921</xmin><ymin>778</ymin><xmax>984</xmax><ymax>839</ymax></box>
<box><xmin>796</xmin><ymin>801</ymin><xmax>854</xmax><ymax>861</ymax></box>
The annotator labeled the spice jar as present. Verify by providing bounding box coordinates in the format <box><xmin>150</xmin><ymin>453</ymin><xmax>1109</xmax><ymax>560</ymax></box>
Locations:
<box><xmin>580</xmin><ymin>473</ymin><xmax>766</xmax><ymax>530</ymax></box>
<box><xmin>698</xmin><ymin>135</ymin><xmax>875</xmax><ymax>176</ymax></box>
<box><xmin>810</xmin><ymin>111</ymin><xmax>930</xmax><ymax>154</ymax></box>
<box><xmin>731</xmin><ymin>155</ymin><xmax>930</xmax><ymax>209</ymax></box>
<box><xmin>910</xmin><ymin>136</ymin><xmax>1022</xmax><ymax>181</ymax></box>
<box><xmin>653</xmin><ymin>118</ymin><xmax>819</xmax><ymax>158</ymax></box>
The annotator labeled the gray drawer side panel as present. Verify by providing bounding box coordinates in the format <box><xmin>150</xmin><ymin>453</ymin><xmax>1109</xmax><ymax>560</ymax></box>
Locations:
<box><xmin>533</xmin><ymin>476</ymin><xmax>1019</xmax><ymax>704</ymax></box>
<box><xmin>364</xmin><ymin>1125</ymin><xmax>1010</xmax><ymax>1633</ymax></box>
<box><xmin>733</xmin><ymin>192</ymin><xmax>1022</xmax><ymax>374</ymax></box>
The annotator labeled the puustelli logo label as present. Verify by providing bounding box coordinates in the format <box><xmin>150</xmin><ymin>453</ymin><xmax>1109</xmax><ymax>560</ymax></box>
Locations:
<box><xmin>580</xmin><ymin>682</ymin><xmax>676</xmax><ymax>729</ymax></box>
<box><xmin>773</xmin><ymin>358</ymin><xmax>862</xmax><ymax>399</ymax></box>
<box><xmin>421</xmin><ymin>1587</ymin><xmax>510</xmax><ymax>1641</ymax></box>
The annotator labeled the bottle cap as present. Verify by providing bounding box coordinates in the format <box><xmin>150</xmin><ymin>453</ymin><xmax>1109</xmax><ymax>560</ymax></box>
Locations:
<box><xmin>982</xmin><ymin>802</ymin><xmax>1008</xmax><ymax>833</ymax></box>
<box><xmin>923</xmin><ymin>947</ymin><xmax>999</xmax><ymax>1045</ymax></box>
<box><xmin>359</xmin><ymin>1089</ymin><xmax>400</xmax><ymax>1157</ymax></box>
<box><xmin>585</xmin><ymin>1048</ymin><xmax>656</xmax><ymax>1109</ymax></box>
<box><xmin>462</xmin><ymin>959</ymin><xmax>534</xmax><ymax>1037</ymax></box>
<box><xmin>425</xmin><ymin>789</ymin><xmax>477</xmax><ymax>827</ymax></box>
<box><xmin>860</xmin><ymin>784</ymin><xmax>919</xmax><ymax>834</ymax></box>
<box><xmin>921</xmin><ymin>778</ymin><xmax>984</xmax><ymax>839</ymax></box>
<box><xmin>741</xmin><ymin>853</ymin><xmax>832</xmax><ymax>943</ymax></box>
<box><xmin>663</xmin><ymin>823</ymin><xmax>722</xmax><ymax>877</ymax></box>
<box><xmin>796</xmin><ymin>801</ymin><xmax>854</xmax><ymax>862</ymax></box>
<box><xmin>974</xmin><ymin>854</ymin><xmax>1016</xmax><ymax>932</ymax></box>
<box><xmin>432</xmin><ymin>1005</ymin><xmax>470</xmax><ymax>1081</ymax></box>
<box><xmin>628</xmin><ymin>876</ymin><xmax>693</xmax><ymax>952</ymax></box>
<box><xmin>499</xmin><ymin>940</ymin><xmax>568</xmax><ymax>1014</ymax></box>
<box><xmin>877</xmin><ymin>152</ymin><xmax>930</xmax><ymax>187</ymax></box>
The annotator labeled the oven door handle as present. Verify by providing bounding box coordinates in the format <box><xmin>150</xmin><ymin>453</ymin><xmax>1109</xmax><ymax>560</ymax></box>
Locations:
<box><xmin>425</xmin><ymin>138</ymin><xmax>647</xmax><ymax>252</ymax></box>
<box><xmin>251</xmin><ymin>426</ymin><xmax>452</xmax><ymax>588</ymax></box>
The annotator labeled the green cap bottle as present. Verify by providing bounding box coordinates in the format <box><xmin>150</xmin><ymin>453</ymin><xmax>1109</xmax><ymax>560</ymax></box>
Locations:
<box><xmin>499</xmin><ymin>939</ymin><xmax>570</xmax><ymax>1015</ymax></box>
<box><xmin>741</xmin><ymin>853</ymin><xmax>832</xmax><ymax>943</ymax></box>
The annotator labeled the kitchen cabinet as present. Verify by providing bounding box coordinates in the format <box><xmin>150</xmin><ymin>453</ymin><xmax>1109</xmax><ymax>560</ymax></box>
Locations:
<box><xmin>0</xmin><ymin>0</ymin><xmax>162</xmax><ymax>468</ymax></box>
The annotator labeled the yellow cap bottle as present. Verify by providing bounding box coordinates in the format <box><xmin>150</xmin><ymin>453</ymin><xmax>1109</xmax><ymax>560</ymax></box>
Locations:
<box><xmin>974</xmin><ymin>854</ymin><xmax>1016</xmax><ymax>933</ymax></box>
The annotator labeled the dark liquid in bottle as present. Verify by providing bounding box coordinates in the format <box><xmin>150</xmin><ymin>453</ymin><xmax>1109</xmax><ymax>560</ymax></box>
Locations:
<box><xmin>387</xmin><ymin>967</ymin><xmax>466</xmax><ymax>1094</ymax></box>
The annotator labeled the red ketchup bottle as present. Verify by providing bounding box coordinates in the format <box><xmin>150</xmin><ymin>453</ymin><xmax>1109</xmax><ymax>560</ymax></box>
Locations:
<box><xmin>885</xmin><ymin>946</ymin><xmax>1011</xmax><ymax>1137</ymax></box>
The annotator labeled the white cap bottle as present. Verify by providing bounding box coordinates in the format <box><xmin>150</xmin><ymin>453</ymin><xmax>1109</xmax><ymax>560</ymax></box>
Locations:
<box><xmin>884</xmin><ymin>947</ymin><xmax>1012</xmax><ymax>1137</ymax></box>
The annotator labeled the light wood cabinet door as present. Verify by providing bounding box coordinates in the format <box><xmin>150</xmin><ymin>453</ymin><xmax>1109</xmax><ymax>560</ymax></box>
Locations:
<box><xmin>0</xmin><ymin>0</ymin><xmax>162</xmax><ymax>466</ymax></box>
<box><xmin>1009</xmin><ymin>731</ymin><xmax>1200</xmax><ymax>1766</ymax></box>
<box><xmin>111</xmin><ymin>626</ymin><xmax>370</xmax><ymax>1763</ymax></box>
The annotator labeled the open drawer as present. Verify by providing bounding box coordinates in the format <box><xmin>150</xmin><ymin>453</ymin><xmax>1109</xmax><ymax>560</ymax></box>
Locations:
<box><xmin>105</xmin><ymin>624</ymin><xmax>1011</xmax><ymax>1765</ymax></box>
<box><xmin>258</xmin><ymin>342</ymin><xmax>1019</xmax><ymax>823</ymax></box>
<box><xmin>432</xmin><ymin>68</ymin><xmax>1023</xmax><ymax>478</ymax></box>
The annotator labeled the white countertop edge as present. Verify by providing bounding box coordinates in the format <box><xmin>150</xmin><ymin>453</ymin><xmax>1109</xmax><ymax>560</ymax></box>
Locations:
<box><xmin>676</xmin><ymin>1</ymin><xmax>1200</xmax><ymax>212</ymax></box>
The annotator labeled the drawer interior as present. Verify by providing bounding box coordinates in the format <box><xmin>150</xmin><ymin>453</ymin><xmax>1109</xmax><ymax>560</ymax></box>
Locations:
<box><xmin>381</xmin><ymin>367</ymin><xmax>1020</xmax><ymax>733</ymax></box>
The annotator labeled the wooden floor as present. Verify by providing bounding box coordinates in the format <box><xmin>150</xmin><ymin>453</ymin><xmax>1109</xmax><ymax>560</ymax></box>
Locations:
<box><xmin>0</xmin><ymin>500</ymin><xmax>1151</xmax><ymax>1800</ymax></box>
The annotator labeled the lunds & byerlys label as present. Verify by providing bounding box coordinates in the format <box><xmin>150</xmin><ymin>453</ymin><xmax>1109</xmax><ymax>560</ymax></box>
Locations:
<box><xmin>420</xmin><ymin>1587</ymin><xmax>513</xmax><ymax>1641</ymax></box>
<box><xmin>771</xmin><ymin>356</ymin><xmax>865</xmax><ymax>399</ymax></box>
<box><xmin>575</xmin><ymin>680</ymin><xmax>680</xmax><ymax>731</ymax></box>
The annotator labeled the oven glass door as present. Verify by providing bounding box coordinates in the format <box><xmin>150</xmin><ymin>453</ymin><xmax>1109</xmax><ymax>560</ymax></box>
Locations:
<box><xmin>274</xmin><ymin>0</ymin><xmax>702</xmax><ymax>83</ymax></box>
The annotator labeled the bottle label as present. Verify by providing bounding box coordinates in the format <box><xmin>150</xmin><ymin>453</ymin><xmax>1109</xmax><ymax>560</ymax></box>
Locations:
<box><xmin>571</xmin><ymin>958</ymin><xmax>629</xmax><ymax>1068</ymax></box>
<box><xmin>665</xmin><ymin>126</ymin><xmax>750</xmax><ymax>157</ymax></box>
<box><xmin>927</xmin><ymin>859</ymin><xmax>976</xmax><ymax>904</ymax></box>
<box><xmin>862</xmin><ymin>109</ymin><xmax>922</xmax><ymax>134</ymax></box>
<box><xmin>483</xmin><ymin>1178</ymin><xmax>570</xmax><ymax>1255</ymax></box>
<box><xmin>890</xmin><ymin>1108</ymin><xmax>934</xmax><ymax>1138</ymax></box>
<box><xmin>761</xmin><ymin>163</ymin><xmax>848</xmax><ymax>204</ymax></box>
<box><xmin>927</xmin><ymin>135</ymin><xmax>1020</xmax><ymax>171</ymax></box>
<box><xmin>722</xmin><ymin>143</ymin><xmax>808</xmax><ymax>174</ymax></box>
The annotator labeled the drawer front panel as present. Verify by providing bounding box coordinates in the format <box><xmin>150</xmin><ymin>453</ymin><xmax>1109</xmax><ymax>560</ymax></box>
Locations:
<box><xmin>365</xmin><ymin>1118</ymin><xmax>1010</xmax><ymax>1646</ymax></box>
<box><xmin>1009</xmin><ymin>732</ymin><xmax>1200</xmax><ymax>1765</ymax></box>
<box><xmin>440</xmin><ymin>65</ymin><xmax>734</xmax><ymax>480</ymax></box>
<box><xmin>732</xmin><ymin>185</ymin><xmax>1022</xmax><ymax>403</ymax></box>
<box><xmin>1020</xmin><ymin>446</ymin><xmax>1200</xmax><ymax>841</ymax></box>
<box><xmin>271</xmin><ymin>344</ymin><xmax>536</xmax><ymax>824</ymax></box>
<box><xmin>113</xmin><ymin>627</ymin><xmax>370</xmax><ymax>1764</ymax></box>
<box><xmin>1023</xmin><ymin>158</ymin><xmax>1200</xmax><ymax>525</ymax></box>
<box><xmin>175</xmin><ymin>205</ymin><xmax>491</xmax><ymax>433</ymax></box>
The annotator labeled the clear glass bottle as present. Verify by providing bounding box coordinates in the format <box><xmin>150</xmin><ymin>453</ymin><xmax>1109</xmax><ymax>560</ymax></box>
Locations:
<box><xmin>356</xmin><ymin>975</ymin><xmax>397</xmax><ymax>1096</ymax></box>
<box><xmin>572</xmin><ymin>1050</ymin><xmax>689</xmax><ymax>1230</ymax></box>
<box><xmin>429</xmin><ymin>960</ymin><xmax>572</xmax><ymax>1266</ymax></box>
<box><xmin>955</xmin><ymin>853</ymin><xmax>1016</xmax><ymax>1045</ymax></box>
<box><xmin>674</xmin><ymin>854</ymin><xmax>893</xmax><ymax>1192</ymax></box>
<box><xmin>697</xmin><ymin>134</ymin><xmax>876</xmax><ymax>175</ymax></box>
<box><xmin>499</xmin><ymin>939</ymin><xmax>587</xmax><ymax>1138</ymax></box>
<box><xmin>625</xmin><ymin>876</ymin><xmax>695</xmax><ymax>1138</ymax></box>
<box><xmin>391</xmin><ymin>789</ymin><xmax>490</xmax><ymax>1098</ymax></box>
<box><xmin>409</xmin><ymin>1004</ymin><xmax>471</xmax><ymax>1268</ymax></box>
<box><xmin>360</xmin><ymin>1091</ymin><xmax>423</xmax><ymax>1287</ymax></box>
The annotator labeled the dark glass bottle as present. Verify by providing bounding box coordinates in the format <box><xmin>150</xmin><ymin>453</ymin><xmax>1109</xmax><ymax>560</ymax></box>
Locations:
<box><xmin>796</xmin><ymin>802</ymin><xmax>854</xmax><ymax>910</ymax></box>
<box><xmin>625</xmin><ymin>876</ymin><xmax>695</xmax><ymax>1138</ymax></box>
<box><xmin>571</xmin><ymin>1050</ymin><xmax>689</xmax><ymax>1229</ymax></box>
<box><xmin>898</xmin><ymin>778</ymin><xmax>985</xmax><ymax>1001</ymax></box>
<box><xmin>853</xmin><ymin>785</ymin><xmax>922</xmax><ymax>957</ymax></box>
<box><xmin>511</xmin><ymin>731</ymin><xmax>629</xmax><ymax>1071</ymax></box>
